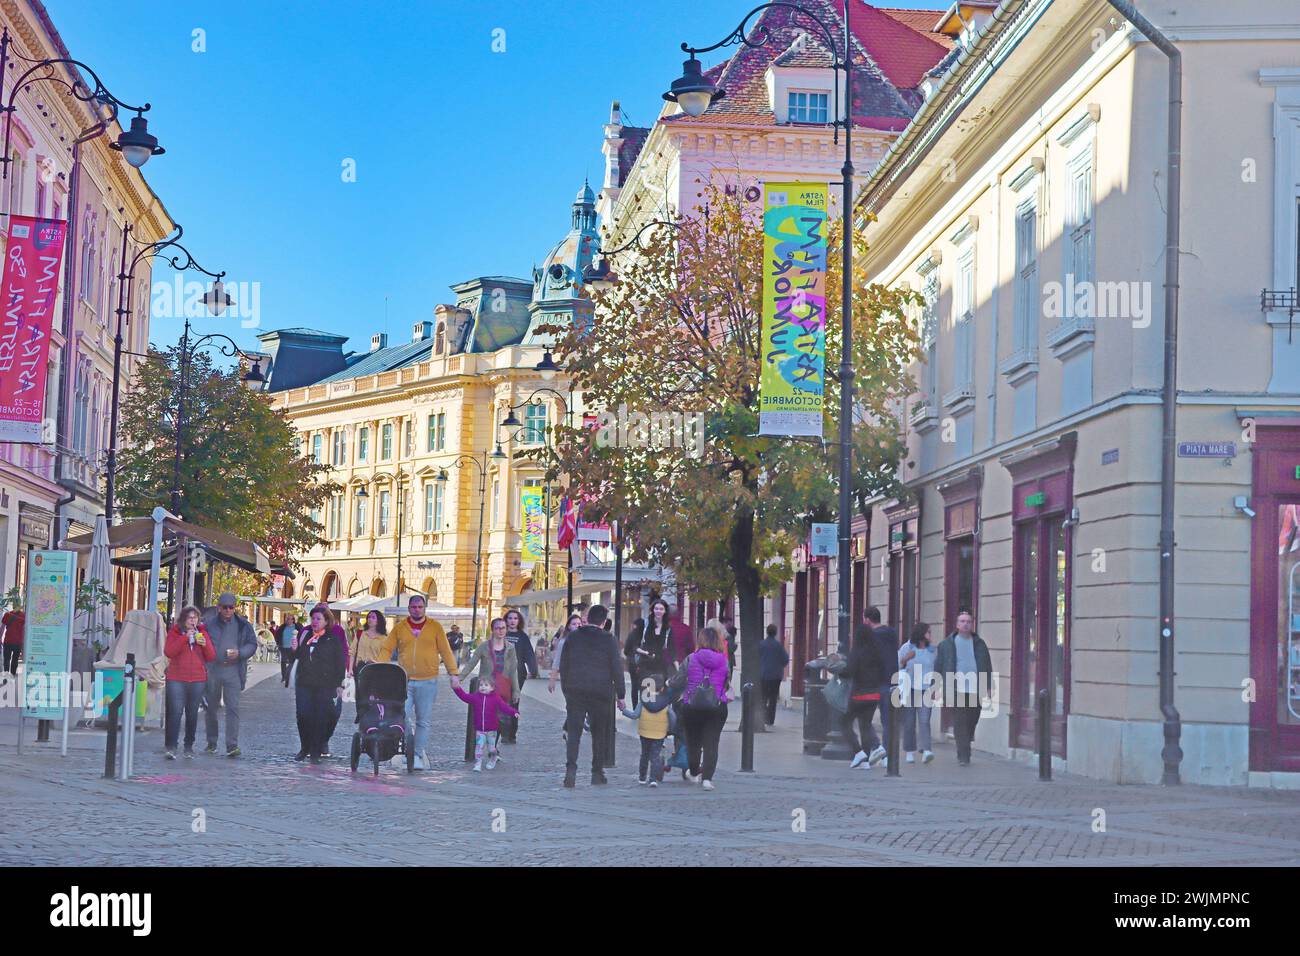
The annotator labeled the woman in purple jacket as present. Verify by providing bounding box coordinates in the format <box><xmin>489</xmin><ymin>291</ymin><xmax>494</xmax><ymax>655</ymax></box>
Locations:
<box><xmin>681</xmin><ymin>625</ymin><xmax>730</xmax><ymax>790</ymax></box>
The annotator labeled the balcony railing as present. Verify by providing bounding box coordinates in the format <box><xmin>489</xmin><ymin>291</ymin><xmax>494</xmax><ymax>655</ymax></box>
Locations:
<box><xmin>1261</xmin><ymin>287</ymin><xmax>1299</xmax><ymax>341</ymax></box>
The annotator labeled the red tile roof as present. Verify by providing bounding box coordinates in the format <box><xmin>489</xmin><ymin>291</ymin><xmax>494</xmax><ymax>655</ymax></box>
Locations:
<box><xmin>878</xmin><ymin>7</ymin><xmax>954</xmax><ymax>47</ymax></box>
<box><xmin>664</xmin><ymin>0</ymin><xmax>944</xmax><ymax>129</ymax></box>
<box><xmin>848</xmin><ymin>3</ymin><xmax>953</xmax><ymax>91</ymax></box>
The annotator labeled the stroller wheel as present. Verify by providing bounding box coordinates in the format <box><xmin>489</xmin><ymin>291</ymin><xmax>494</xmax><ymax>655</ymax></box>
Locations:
<box><xmin>405</xmin><ymin>733</ymin><xmax>416</xmax><ymax>774</ymax></box>
<box><xmin>349</xmin><ymin>734</ymin><xmax>360</xmax><ymax>773</ymax></box>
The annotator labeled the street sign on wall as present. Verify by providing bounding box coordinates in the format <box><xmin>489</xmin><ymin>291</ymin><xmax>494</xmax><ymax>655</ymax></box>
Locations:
<box><xmin>21</xmin><ymin>549</ymin><xmax>77</xmax><ymax>720</ymax></box>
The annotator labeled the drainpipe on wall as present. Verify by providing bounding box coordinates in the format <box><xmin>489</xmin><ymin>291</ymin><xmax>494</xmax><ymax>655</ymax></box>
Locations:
<box><xmin>1104</xmin><ymin>0</ymin><xmax>1182</xmax><ymax>785</ymax></box>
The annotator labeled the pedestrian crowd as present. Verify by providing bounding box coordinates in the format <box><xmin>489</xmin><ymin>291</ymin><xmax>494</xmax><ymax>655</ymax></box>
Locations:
<box><xmin>153</xmin><ymin>588</ymin><xmax>993</xmax><ymax>785</ymax></box>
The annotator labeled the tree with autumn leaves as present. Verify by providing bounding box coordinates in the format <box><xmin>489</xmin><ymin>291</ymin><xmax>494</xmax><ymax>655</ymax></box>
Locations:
<box><xmin>114</xmin><ymin>346</ymin><xmax>336</xmax><ymax>569</ymax></box>
<box><xmin>543</xmin><ymin>187</ymin><xmax>920</xmax><ymax>725</ymax></box>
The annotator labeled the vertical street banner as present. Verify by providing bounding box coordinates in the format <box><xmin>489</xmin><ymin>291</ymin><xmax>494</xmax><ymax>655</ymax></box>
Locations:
<box><xmin>0</xmin><ymin>216</ymin><xmax>68</xmax><ymax>443</ymax></box>
<box><xmin>759</xmin><ymin>183</ymin><xmax>827</xmax><ymax>437</ymax></box>
<box><xmin>521</xmin><ymin>484</ymin><xmax>545</xmax><ymax>563</ymax></box>
<box><xmin>21</xmin><ymin>549</ymin><xmax>77</xmax><ymax>720</ymax></box>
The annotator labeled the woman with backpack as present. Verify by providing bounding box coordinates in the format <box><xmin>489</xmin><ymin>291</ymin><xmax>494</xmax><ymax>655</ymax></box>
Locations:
<box><xmin>680</xmin><ymin>624</ymin><xmax>730</xmax><ymax>790</ymax></box>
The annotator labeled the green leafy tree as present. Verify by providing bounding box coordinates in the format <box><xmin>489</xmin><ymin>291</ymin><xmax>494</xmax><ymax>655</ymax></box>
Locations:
<box><xmin>115</xmin><ymin>347</ymin><xmax>336</xmax><ymax>563</ymax></box>
<box><xmin>543</xmin><ymin>188</ymin><xmax>919</xmax><ymax>727</ymax></box>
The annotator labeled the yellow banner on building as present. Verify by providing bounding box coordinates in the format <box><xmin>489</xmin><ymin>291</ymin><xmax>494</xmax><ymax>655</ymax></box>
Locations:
<box><xmin>759</xmin><ymin>182</ymin><xmax>828</xmax><ymax>437</ymax></box>
<box><xmin>521</xmin><ymin>485</ymin><xmax>546</xmax><ymax>563</ymax></box>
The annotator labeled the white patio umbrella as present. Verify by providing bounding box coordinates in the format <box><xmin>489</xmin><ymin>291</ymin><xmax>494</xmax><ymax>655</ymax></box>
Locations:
<box><xmin>85</xmin><ymin>514</ymin><xmax>116</xmax><ymax>653</ymax></box>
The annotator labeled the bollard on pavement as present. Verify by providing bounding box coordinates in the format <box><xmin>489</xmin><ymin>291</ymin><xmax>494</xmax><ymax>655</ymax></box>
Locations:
<box><xmin>103</xmin><ymin>691</ymin><xmax>121</xmax><ymax>779</ymax></box>
<box><xmin>740</xmin><ymin>682</ymin><xmax>755</xmax><ymax>773</ymax></box>
<box><xmin>463</xmin><ymin>676</ymin><xmax>479</xmax><ymax>762</ymax></box>
<box><xmin>1037</xmin><ymin>687</ymin><xmax>1052</xmax><ymax>781</ymax></box>
<box><xmin>886</xmin><ymin>678</ymin><xmax>902</xmax><ymax>777</ymax></box>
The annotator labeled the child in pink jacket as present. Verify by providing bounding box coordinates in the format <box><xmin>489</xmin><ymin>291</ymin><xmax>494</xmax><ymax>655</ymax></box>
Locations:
<box><xmin>452</xmin><ymin>675</ymin><xmax>518</xmax><ymax>772</ymax></box>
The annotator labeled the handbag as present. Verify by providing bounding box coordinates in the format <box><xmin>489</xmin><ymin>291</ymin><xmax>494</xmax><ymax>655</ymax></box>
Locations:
<box><xmin>821</xmin><ymin>674</ymin><xmax>849</xmax><ymax>714</ymax></box>
<box><xmin>684</xmin><ymin>653</ymin><xmax>723</xmax><ymax>713</ymax></box>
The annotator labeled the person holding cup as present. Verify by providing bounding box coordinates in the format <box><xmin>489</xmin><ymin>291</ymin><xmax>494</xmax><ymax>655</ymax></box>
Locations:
<box><xmin>163</xmin><ymin>606</ymin><xmax>216</xmax><ymax>760</ymax></box>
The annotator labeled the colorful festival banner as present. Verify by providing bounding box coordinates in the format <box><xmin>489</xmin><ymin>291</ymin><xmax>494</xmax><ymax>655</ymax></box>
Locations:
<box><xmin>0</xmin><ymin>216</ymin><xmax>67</xmax><ymax>443</ymax></box>
<box><xmin>521</xmin><ymin>485</ymin><xmax>546</xmax><ymax>563</ymax></box>
<box><xmin>759</xmin><ymin>183</ymin><xmax>827</xmax><ymax>437</ymax></box>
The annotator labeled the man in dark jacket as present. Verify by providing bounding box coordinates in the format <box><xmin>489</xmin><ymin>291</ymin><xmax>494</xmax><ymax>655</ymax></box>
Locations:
<box><xmin>557</xmin><ymin>604</ymin><xmax>625</xmax><ymax>788</ymax></box>
<box><xmin>757</xmin><ymin>624</ymin><xmax>790</xmax><ymax>726</ymax></box>
<box><xmin>845</xmin><ymin>610</ymin><xmax>892</xmax><ymax>769</ymax></box>
<box><xmin>202</xmin><ymin>593</ymin><xmax>259</xmax><ymax>757</ymax></box>
<box><xmin>862</xmin><ymin>606</ymin><xmax>899</xmax><ymax>767</ymax></box>
<box><xmin>933</xmin><ymin>609</ymin><xmax>993</xmax><ymax>765</ymax></box>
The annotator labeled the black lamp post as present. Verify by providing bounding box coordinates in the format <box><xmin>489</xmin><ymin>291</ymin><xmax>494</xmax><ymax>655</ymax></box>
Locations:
<box><xmin>435</xmin><ymin>452</ymin><xmax>489</xmax><ymax>640</ymax></box>
<box><xmin>0</xmin><ymin>26</ymin><xmax>164</xmax><ymax>180</ymax></box>
<box><xmin>170</xmin><ymin>295</ymin><xmax>264</xmax><ymax>517</ymax></box>
<box><xmin>104</xmin><ymin>224</ymin><xmax>240</xmax><ymax>524</ymax></box>
<box><xmin>670</xmin><ymin>3</ymin><xmax>857</xmax><ymax>754</ymax></box>
<box><xmin>499</xmin><ymin>383</ymin><xmax>574</xmax><ymax>593</ymax></box>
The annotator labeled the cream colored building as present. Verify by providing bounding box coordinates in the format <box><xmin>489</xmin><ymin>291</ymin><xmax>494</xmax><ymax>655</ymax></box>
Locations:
<box><xmin>772</xmin><ymin>0</ymin><xmax>1300</xmax><ymax>786</ymax></box>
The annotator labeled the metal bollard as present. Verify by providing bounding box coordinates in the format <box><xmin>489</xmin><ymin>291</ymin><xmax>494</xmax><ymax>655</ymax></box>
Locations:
<box><xmin>104</xmin><ymin>692</ymin><xmax>121</xmax><ymax>779</ymax></box>
<box><xmin>740</xmin><ymin>682</ymin><xmax>755</xmax><ymax>773</ymax></box>
<box><xmin>603</xmin><ymin>699</ymin><xmax>616</xmax><ymax>768</ymax></box>
<box><xmin>886</xmin><ymin>679</ymin><xmax>902</xmax><ymax>777</ymax></box>
<box><xmin>1037</xmin><ymin>687</ymin><xmax>1051</xmax><ymax>781</ymax></box>
<box><xmin>463</xmin><ymin>676</ymin><xmax>479</xmax><ymax>761</ymax></box>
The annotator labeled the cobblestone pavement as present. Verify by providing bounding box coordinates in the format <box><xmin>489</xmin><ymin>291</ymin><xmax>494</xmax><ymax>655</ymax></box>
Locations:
<box><xmin>0</xmin><ymin>669</ymin><xmax>1297</xmax><ymax>866</ymax></box>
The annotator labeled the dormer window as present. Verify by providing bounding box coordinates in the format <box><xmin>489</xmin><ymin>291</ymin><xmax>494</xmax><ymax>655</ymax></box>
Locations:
<box><xmin>788</xmin><ymin>90</ymin><xmax>829</xmax><ymax>125</ymax></box>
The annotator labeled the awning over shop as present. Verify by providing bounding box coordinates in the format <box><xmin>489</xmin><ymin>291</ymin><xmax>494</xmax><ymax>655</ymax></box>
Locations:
<box><xmin>64</xmin><ymin>515</ymin><xmax>270</xmax><ymax>575</ymax></box>
<box><xmin>501</xmin><ymin>580</ymin><xmax>608</xmax><ymax>607</ymax></box>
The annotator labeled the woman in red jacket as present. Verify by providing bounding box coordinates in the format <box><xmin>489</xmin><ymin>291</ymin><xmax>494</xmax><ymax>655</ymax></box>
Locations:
<box><xmin>164</xmin><ymin>605</ymin><xmax>216</xmax><ymax>760</ymax></box>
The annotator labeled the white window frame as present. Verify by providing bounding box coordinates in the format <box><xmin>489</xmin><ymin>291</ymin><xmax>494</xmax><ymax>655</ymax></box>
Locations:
<box><xmin>944</xmin><ymin>222</ymin><xmax>977</xmax><ymax>412</ymax></box>
<box><xmin>787</xmin><ymin>89</ymin><xmax>829</xmax><ymax>125</ymax></box>
<box><xmin>1002</xmin><ymin>160</ymin><xmax>1042</xmax><ymax>385</ymax></box>
<box><xmin>378</xmin><ymin>490</ymin><xmax>391</xmax><ymax>535</ymax></box>
<box><xmin>1048</xmin><ymin>111</ymin><xmax>1098</xmax><ymax>358</ymax></box>
<box><xmin>1262</xmin><ymin>70</ymin><xmax>1300</xmax><ymax>309</ymax></box>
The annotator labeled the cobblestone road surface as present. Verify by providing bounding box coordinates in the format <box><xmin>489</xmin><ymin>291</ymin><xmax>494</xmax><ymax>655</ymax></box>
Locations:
<box><xmin>1</xmin><ymin>668</ymin><xmax>1297</xmax><ymax>866</ymax></box>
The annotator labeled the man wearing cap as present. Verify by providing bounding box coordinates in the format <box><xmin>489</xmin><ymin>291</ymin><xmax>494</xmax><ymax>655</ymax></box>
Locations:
<box><xmin>202</xmin><ymin>592</ymin><xmax>259</xmax><ymax>757</ymax></box>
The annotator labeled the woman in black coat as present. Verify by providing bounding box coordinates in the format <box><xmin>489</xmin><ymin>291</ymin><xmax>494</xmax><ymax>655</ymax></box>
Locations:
<box><xmin>292</xmin><ymin>606</ymin><xmax>346</xmax><ymax>763</ymax></box>
<box><xmin>843</xmin><ymin>623</ymin><xmax>891</xmax><ymax>769</ymax></box>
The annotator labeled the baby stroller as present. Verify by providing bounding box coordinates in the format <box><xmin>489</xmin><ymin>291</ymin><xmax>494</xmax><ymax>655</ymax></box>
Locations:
<box><xmin>350</xmin><ymin>662</ymin><xmax>416</xmax><ymax>776</ymax></box>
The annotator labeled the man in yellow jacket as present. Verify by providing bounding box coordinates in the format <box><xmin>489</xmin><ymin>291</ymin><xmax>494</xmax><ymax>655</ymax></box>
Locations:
<box><xmin>379</xmin><ymin>594</ymin><xmax>460</xmax><ymax>769</ymax></box>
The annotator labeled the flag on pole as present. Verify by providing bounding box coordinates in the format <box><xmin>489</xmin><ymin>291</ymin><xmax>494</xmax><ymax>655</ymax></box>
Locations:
<box><xmin>557</xmin><ymin>496</ymin><xmax>578</xmax><ymax>550</ymax></box>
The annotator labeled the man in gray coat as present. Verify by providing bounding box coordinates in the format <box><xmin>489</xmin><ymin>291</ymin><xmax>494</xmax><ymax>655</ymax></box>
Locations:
<box><xmin>202</xmin><ymin>592</ymin><xmax>258</xmax><ymax>757</ymax></box>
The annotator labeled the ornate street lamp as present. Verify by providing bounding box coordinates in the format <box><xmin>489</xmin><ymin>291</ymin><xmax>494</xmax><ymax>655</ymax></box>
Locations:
<box><xmin>670</xmin><ymin>2</ymin><xmax>859</xmax><ymax>756</ymax></box>
<box><xmin>434</xmin><ymin>452</ymin><xmax>489</xmax><ymax>639</ymax></box>
<box><xmin>0</xmin><ymin>27</ymin><xmax>163</xmax><ymax>178</ymax></box>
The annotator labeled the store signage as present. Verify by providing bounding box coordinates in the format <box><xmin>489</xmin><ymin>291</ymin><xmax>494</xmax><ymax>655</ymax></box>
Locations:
<box><xmin>18</xmin><ymin>511</ymin><xmax>50</xmax><ymax>545</ymax></box>
<box><xmin>1025</xmin><ymin>491</ymin><xmax>1046</xmax><ymax>507</ymax></box>
<box><xmin>1177</xmin><ymin>441</ymin><xmax>1236</xmax><ymax>458</ymax></box>
<box><xmin>416</xmin><ymin>561</ymin><xmax>442</xmax><ymax>570</ymax></box>
<box><xmin>1101</xmin><ymin>448</ymin><xmax>1120</xmax><ymax>465</ymax></box>
<box><xmin>890</xmin><ymin>529</ymin><xmax>907</xmax><ymax>543</ymax></box>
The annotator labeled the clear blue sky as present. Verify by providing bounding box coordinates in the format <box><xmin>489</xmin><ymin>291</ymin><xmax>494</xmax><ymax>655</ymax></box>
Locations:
<box><xmin>46</xmin><ymin>0</ymin><xmax>950</xmax><ymax>358</ymax></box>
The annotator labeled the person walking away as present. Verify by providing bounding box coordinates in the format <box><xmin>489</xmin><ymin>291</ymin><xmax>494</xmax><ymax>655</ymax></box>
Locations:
<box><xmin>845</xmin><ymin>609</ymin><xmax>892</xmax><ymax>771</ymax></box>
<box><xmin>758</xmin><ymin>623</ymin><xmax>790</xmax><ymax>726</ymax></box>
<box><xmin>277</xmin><ymin>615</ymin><xmax>300</xmax><ymax>687</ymax></box>
<box><xmin>202</xmin><ymin>593</ymin><xmax>258</xmax><ymax>758</ymax></box>
<box><xmin>898</xmin><ymin>622</ymin><xmax>937</xmax><ymax>764</ymax></box>
<box><xmin>452</xmin><ymin>674</ymin><xmax>518</xmax><ymax>771</ymax></box>
<box><xmin>378</xmin><ymin>594</ymin><xmax>459</xmax><ymax>769</ymax></box>
<box><xmin>933</xmin><ymin>609</ymin><xmax>993</xmax><ymax>766</ymax></box>
<box><xmin>462</xmin><ymin>618</ymin><xmax>519</xmax><ymax>738</ymax></box>
<box><xmin>502</xmin><ymin>609</ymin><xmax>538</xmax><ymax>744</ymax></box>
<box><xmin>666</xmin><ymin>606</ymin><xmax>695</xmax><ymax>674</ymax></box>
<box><xmin>719</xmin><ymin>611</ymin><xmax>738</xmax><ymax>689</ymax></box>
<box><xmin>292</xmin><ymin>607</ymin><xmax>346</xmax><ymax>763</ymax></box>
<box><xmin>557</xmin><ymin>604</ymin><xmax>625</xmax><ymax>788</ymax></box>
<box><xmin>620</xmin><ymin>675</ymin><xmax>672</xmax><ymax>786</ymax></box>
<box><xmin>163</xmin><ymin>606</ymin><xmax>216</xmax><ymax>759</ymax></box>
<box><xmin>1</xmin><ymin>603</ymin><xmax>24</xmax><ymax>678</ymax></box>
<box><xmin>351</xmin><ymin>610</ymin><xmax>388</xmax><ymax>722</ymax></box>
<box><xmin>680</xmin><ymin>625</ymin><xmax>729</xmax><ymax>790</ymax></box>
<box><xmin>860</xmin><ymin>606</ymin><xmax>899</xmax><ymax>767</ymax></box>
